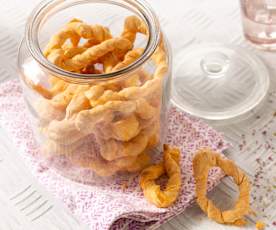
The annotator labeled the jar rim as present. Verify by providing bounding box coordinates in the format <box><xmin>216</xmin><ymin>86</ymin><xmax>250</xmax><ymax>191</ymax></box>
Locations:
<box><xmin>24</xmin><ymin>0</ymin><xmax>160</xmax><ymax>82</ymax></box>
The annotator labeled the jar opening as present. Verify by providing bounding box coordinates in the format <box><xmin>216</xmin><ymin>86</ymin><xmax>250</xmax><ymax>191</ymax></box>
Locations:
<box><xmin>25</xmin><ymin>0</ymin><xmax>160</xmax><ymax>82</ymax></box>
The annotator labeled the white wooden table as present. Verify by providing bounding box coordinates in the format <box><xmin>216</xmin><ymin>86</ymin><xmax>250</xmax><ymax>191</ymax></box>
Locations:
<box><xmin>0</xmin><ymin>0</ymin><xmax>275</xmax><ymax>229</ymax></box>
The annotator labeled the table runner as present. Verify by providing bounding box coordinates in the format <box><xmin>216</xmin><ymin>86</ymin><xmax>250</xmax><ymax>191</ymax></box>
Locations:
<box><xmin>0</xmin><ymin>79</ymin><xmax>230</xmax><ymax>229</ymax></box>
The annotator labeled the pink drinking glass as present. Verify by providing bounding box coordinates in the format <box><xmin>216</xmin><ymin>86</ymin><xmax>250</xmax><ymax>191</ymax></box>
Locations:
<box><xmin>240</xmin><ymin>0</ymin><xmax>276</xmax><ymax>50</ymax></box>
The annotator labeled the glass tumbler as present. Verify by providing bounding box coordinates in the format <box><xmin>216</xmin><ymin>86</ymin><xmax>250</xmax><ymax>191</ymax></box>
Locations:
<box><xmin>17</xmin><ymin>0</ymin><xmax>172</xmax><ymax>184</ymax></box>
<box><xmin>240</xmin><ymin>0</ymin><xmax>276</xmax><ymax>50</ymax></box>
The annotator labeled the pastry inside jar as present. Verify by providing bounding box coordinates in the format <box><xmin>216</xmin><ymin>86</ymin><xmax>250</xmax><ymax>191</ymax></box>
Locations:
<box><xmin>28</xmin><ymin>15</ymin><xmax>168</xmax><ymax>177</ymax></box>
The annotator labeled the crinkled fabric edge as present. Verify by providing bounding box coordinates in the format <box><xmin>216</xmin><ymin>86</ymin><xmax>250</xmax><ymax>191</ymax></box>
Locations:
<box><xmin>109</xmin><ymin>106</ymin><xmax>231</xmax><ymax>229</ymax></box>
<box><xmin>0</xmin><ymin>79</ymin><xmax>231</xmax><ymax>230</ymax></box>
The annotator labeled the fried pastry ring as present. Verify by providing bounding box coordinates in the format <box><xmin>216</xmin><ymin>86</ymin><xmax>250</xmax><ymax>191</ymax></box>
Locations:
<box><xmin>123</xmin><ymin>74</ymin><xmax>141</xmax><ymax>88</ymax></box>
<box><xmin>50</xmin><ymin>84</ymin><xmax>80</xmax><ymax>110</ymax></box>
<box><xmin>192</xmin><ymin>148</ymin><xmax>251</xmax><ymax>226</ymax></box>
<box><xmin>121</xmin><ymin>15</ymin><xmax>148</xmax><ymax>43</ymax></box>
<box><xmin>99</xmin><ymin>130</ymin><xmax>148</xmax><ymax>161</ymax></box>
<box><xmin>29</xmin><ymin>15</ymin><xmax>170</xmax><ymax>180</ymax></box>
<box><xmin>61</xmin><ymin>38</ymin><xmax>132</xmax><ymax>72</ymax></box>
<box><xmin>44</xmin><ymin>18</ymin><xmax>112</xmax><ymax>57</ymax></box>
<box><xmin>146</xmin><ymin>121</ymin><xmax>160</xmax><ymax>148</ymax></box>
<box><xmin>124</xmin><ymin>151</ymin><xmax>151</xmax><ymax>172</ymax></box>
<box><xmin>46</xmin><ymin>119</ymin><xmax>87</xmax><ymax>145</ymax></box>
<box><xmin>110</xmin><ymin>114</ymin><xmax>140</xmax><ymax>141</ymax></box>
<box><xmin>112</xmin><ymin>48</ymin><xmax>144</xmax><ymax>72</ymax></box>
<box><xmin>83</xmin><ymin>75</ymin><xmax>161</xmax><ymax>107</ymax></box>
<box><xmin>69</xmin><ymin>149</ymin><xmax>150</xmax><ymax>177</ymax></box>
<box><xmin>34</xmin><ymin>84</ymin><xmax>89</xmax><ymax>124</ymax></box>
<box><xmin>49</xmin><ymin>78</ymin><xmax>69</xmax><ymax>96</ymax></box>
<box><xmin>135</xmin><ymin>98</ymin><xmax>156</xmax><ymax>120</ymax></box>
<box><xmin>24</xmin><ymin>78</ymin><xmax>53</xmax><ymax>99</ymax></box>
<box><xmin>84</xmin><ymin>85</ymin><xmax>105</xmax><ymax>103</ymax></box>
<box><xmin>89</xmin><ymin>90</ymin><xmax>125</xmax><ymax>107</ymax></box>
<box><xmin>34</xmin><ymin>98</ymin><xmax>65</xmax><ymax>124</ymax></box>
<box><xmin>139</xmin><ymin>144</ymin><xmax>181</xmax><ymax>208</ymax></box>
<box><xmin>101</xmin><ymin>52</ymin><xmax>120</xmax><ymax>73</ymax></box>
<box><xmin>65</xmin><ymin>92</ymin><xmax>91</xmax><ymax>119</ymax></box>
<box><xmin>75</xmin><ymin>100</ymin><xmax>137</xmax><ymax>134</ymax></box>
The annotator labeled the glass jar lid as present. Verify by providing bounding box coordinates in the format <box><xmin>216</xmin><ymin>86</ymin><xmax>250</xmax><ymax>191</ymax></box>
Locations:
<box><xmin>171</xmin><ymin>44</ymin><xmax>270</xmax><ymax>120</ymax></box>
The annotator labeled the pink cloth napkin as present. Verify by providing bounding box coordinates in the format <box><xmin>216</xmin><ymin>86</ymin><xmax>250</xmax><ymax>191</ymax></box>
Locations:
<box><xmin>0</xmin><ymin>79</ymin><xmax>229</xmax><ymax>230</ymax></box>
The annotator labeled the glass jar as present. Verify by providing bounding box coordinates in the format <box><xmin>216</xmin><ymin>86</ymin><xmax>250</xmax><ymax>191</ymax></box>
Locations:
<box><xmin>17</xmin><ymin>0</ymin><xmax>172</xmax><ymax>184</ymax></box>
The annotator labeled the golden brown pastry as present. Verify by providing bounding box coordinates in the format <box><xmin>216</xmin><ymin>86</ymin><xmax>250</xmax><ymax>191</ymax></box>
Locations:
<box><xmin>193</xmin><ymin>148</ymin><xmax>251</xmax><ymax>226</ymax></box>
<box><xmin>75</xmin><ymin>100</ymin><xmax>137</xmax><ymax>135</ymax></box>
<box><xmin>99</xmin><ymin>131</ymin><xmax>148</xmax><ymax>161</ymax></box>
<box><xmin>26</xmin><ymin>15</ymin><xmax>170</xmax><ymax>178</ymax></box>
<box><xmin>121</xmin><ymin>15</ymin><xmax>148</xmax><ymax>43</ymax></box>
<box><xmin>44</xmin><ymin>18</ymin><xmax>112</xmax><ymax>57</ymax></box>
<box><xmin>139</xmin><ymin>144</ymin><xmax>181</xmax><ymax>208</ymax></box>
